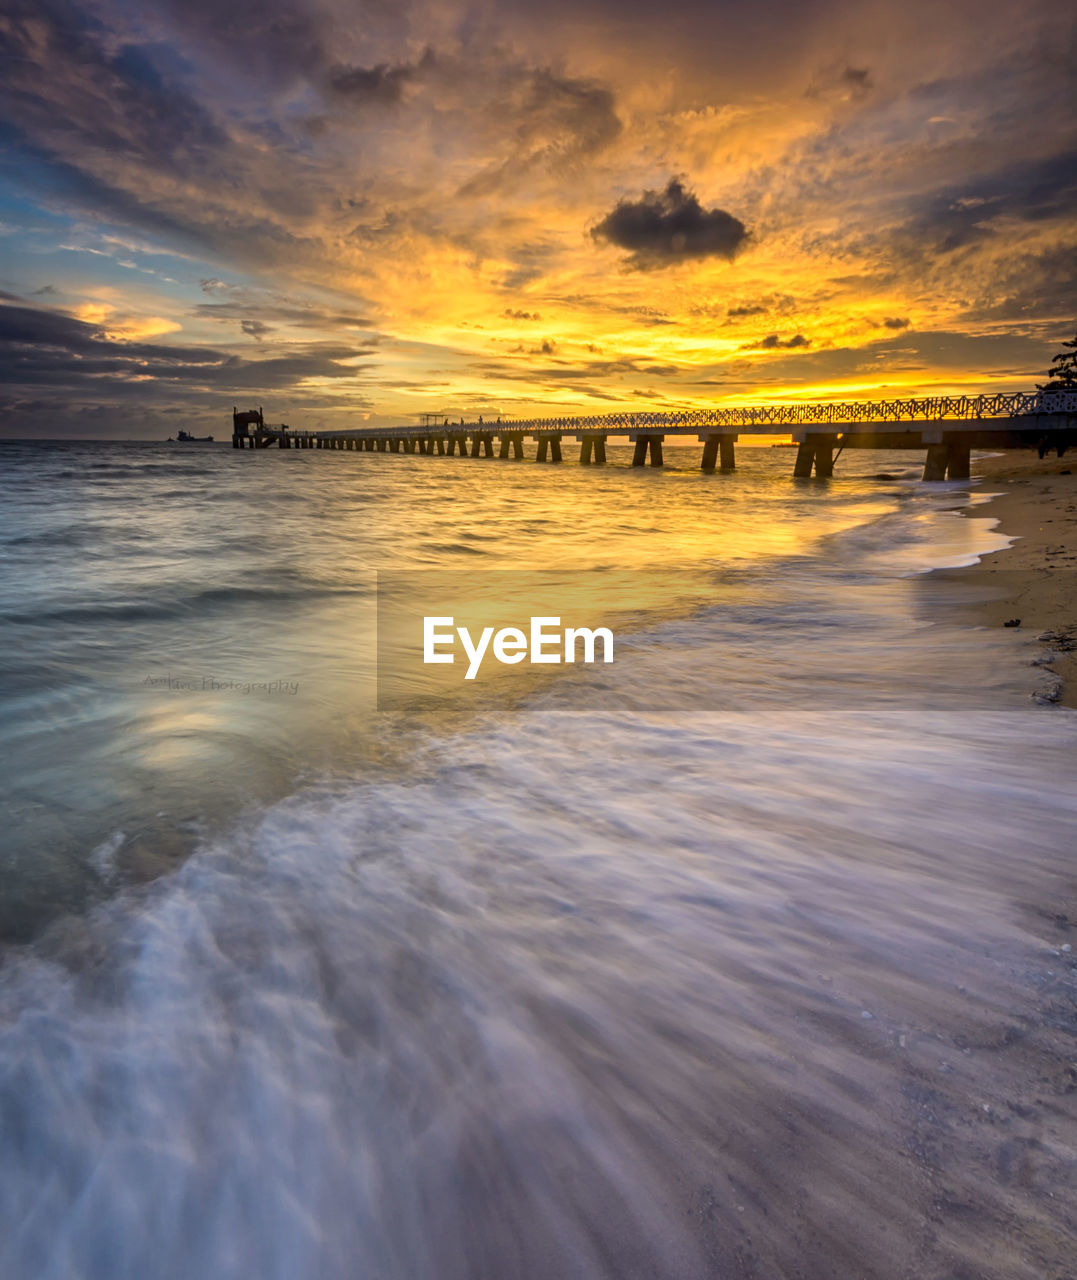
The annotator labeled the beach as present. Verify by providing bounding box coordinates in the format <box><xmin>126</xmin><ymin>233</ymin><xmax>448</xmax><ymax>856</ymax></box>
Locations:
<box><xmin>964</xmin><ymin>451</ymin><xmax>1077</xmax><ymax>707</ymax></box>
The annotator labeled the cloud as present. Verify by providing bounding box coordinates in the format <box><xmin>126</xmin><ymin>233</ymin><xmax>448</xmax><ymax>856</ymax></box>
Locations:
<box><xmin>883</xmin><ymin>316</ymin><xmax>910</xmax><ymax>329</ymax></box>
<box><xmin>0</xmin><ymin>302</ymin><xmax>374</xmax><ymax>394</ymax></box>
<box><xmin>739</xmin><ymin>333</ymin><xmax>811</xmax><ymax>350</ymax></box>
<box><xmin>502</xmin><ymin>309</ymin><xmax>542</xmax><ymax>320</ymax></box>
<box><xmin>457</xmin><ymin>68</ymin><xmax>622</xmax><ymax>197</ymax></box>
<box><xmin>328</xmin><ymin>61</ymin><xmax>414</xmax><ymax>106</ymax></box>
<box><xmin>806</xmin><ymin>63</ymin><xmax>874</xmax><ymax>100</ymax></box>
<box><xmin>903</xmin><ymin>148</ymin><xmax>1077</xmax><ymax>254</ymax></box>
<box><xmin>591</xmin><ymin>178</ymin><xmax>749</xmax><ymax>269</ymax></box>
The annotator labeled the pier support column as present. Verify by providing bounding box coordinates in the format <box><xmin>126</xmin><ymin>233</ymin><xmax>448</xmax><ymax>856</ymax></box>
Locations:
<box><xmin>793</xmin><ymin>437</ymin><xmax>836</xmax><ymax>478</ymax></box>
<box><xmin>594</xmin><ymin>438</ymin><xmax>606</xmax><ymax>464</ymax></box>
<box><xmin>813</xmin><ymin>436</ymin><xmax>836</xmax><ymax>478</ymax></box>
<box><xmin>945</xmin><ymin>439</ymin><xmax>970</xmax><ymax>479</ymax></box>
<box><xmin>499</xmin><ymin>436</ymin><xmax>510</xmax><ymax>458</ymax></box>
<box><xmin>700</xmin><ymin>435</ymin><xmax>736</xmax><ymax>472</ymax></box>
<box><xmin>512</xmin><ymin>436</ymin><xmax>524</xmax><ymax>459</ymax></box>
<box><xmin>482</xmin><ymin>435</ymin><xmax>494</xmax><ymax>457</ymax></box>
<box><xmin>537</xmin><ymin>438</ymin><xmax>549</xmax><ymax>462</ymax></box>
<box><xmin>579</xmin><ymin>438</ymin><xmax>594</xmax><ymax>464</ymax></box>
<box><xmin>549</xmin><ymin>437</ymin><xmax>562</xmax><ymax>462</ymax></box>
<box><xmin>632</xmin><ymin>436</ymin><xmax>663</xmax><ymax>466</ymax></box>
<box><xmin>435</xmin><ymin>437</ymin><xmax>445</xmax><ymax>455</ymax></box>
<box><xmin>922</xmin><ymin>438</ymin><xmax>972</xmax><ymax>480</ymax></box>
<box><xmin>923</xmin><ymin>444</ymin><xmax>948</xmax><ymax>481</ymax></box>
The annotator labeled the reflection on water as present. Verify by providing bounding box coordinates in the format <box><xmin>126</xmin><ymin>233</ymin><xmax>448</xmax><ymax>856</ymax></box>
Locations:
<box><xmin>0</xmin><ymin>439</ymin><xmax>942</xmax><ymax>937</ymax></box>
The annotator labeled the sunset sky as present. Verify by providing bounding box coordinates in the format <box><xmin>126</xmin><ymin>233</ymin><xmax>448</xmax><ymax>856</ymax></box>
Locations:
<box><xmin>1</xmin><ymin>0</ymin><xmax>1075</xmax><ymax>437</ymax></box>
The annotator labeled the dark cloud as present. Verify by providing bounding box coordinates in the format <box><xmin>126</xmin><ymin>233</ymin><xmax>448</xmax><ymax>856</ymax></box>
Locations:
<box><xmin>591</xmin><ymin>179</ymin><xmax>749</xmax><ymax>269</ymax></box>
<box><xmin>727</xmin><ymin>303</ymin><xmax>768</xmax><ymax>317</ymax></box>
<box><xmin>458</xmin><ymin>69</ymin><xmax>621</xmax><ymax>197</ymax></box>
<box><xmin>0</xmin><ymin>303</ymin><xmax>373</xmax><ymax>394</ymax></box>
<box><xmin>807</xmin><ymin>63</ymin><xmax>874</xmax><ymax>100</ymax></box>
<box><xmin>907</xmin><ymin>148</ymin><xmax>1077</xmax><ymax>253</ymax></box>
<box><xmin>192</xmin><ymin>286</ymin><xmax>376</xmax><ymax>332</ymax></box>
<box><xmin>883</xmin><ymin>316</ymin><xmax>910</xmax><ymax>329</ymax></box>
<box><xmin>153</xmin><ymin>0</ymin><xmax>332</xmax><ymax>84</ymax></box>
<box><xmin>502</xmin><ymin>309</ymin><xmax>542</xmax><ymax>320</ymax></box>
<box><xmin>739</xmin><ymin>333</ymin><xmax>811</xmax><ymax>350</ymax></box>
<box><xmin>328</xmin><ymin>62</ymin><xmax>414</xmax><ymax>106</ymax></box>
<box><xmin>241</xmin><ymin>319</ymin><xmax>274</xmax><ymax>340</ymax></box>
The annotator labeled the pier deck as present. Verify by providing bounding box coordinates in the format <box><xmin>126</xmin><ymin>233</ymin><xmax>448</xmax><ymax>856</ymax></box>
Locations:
<box><xmin>232</xmin><ymin>392</ymin><xmax>1076</xmax><ymax>480</ymax></box>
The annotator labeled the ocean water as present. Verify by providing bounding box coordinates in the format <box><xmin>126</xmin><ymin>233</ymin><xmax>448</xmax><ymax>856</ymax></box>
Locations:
<box><xmin>0</xmin><ymin>440</ymin><xmax>1074</xmax><ymax>1279</ymax></box>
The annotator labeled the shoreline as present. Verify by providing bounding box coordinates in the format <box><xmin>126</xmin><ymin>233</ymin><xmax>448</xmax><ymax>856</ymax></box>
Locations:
<box><xmin>958</xmin><ymin>451</ymin><xmax>1077</xmax><ymax>708</ymax></box>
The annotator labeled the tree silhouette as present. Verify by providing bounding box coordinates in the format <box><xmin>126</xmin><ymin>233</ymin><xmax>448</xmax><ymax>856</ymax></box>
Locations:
<box><xmin>1038</xmin><ymin>327</ymin><xmax>1077</xmax><ymax>391</ymax></box>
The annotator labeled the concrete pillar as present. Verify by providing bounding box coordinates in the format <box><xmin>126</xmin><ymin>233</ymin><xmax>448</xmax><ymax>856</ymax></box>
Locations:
<box><xmin>814</xmin><ymin>439</ymin><xmax>834</xmax><ymax>478</ymax></box>
<box><xmin>499</xmin><ymin>436</ymin><xmax>510</xmax><ymax>458</ymax></box>
<box><xmin>923</xmin><ymin>444</ymin><xmax>948</xmax><ymax>481</ymax></box>
<box><xmin>720</xmin><ymin>438</ymin><xmax>736</xmax><ymax>470</ymax></box>
<box><xmin>634</xmin><ymin>436</ymin><xmax>662</xmax><ymax>466</ymax></box>
<box><xmin>594</xmin><ymin>438</ymin><xmax>606</xmax><ymax>464</ymax></box>
<box><xmin>436</xmin><ymin>437</ymin><xmax>445</xmax><ymax>455</ymax></box>
<box><xmin>946</xmin><ymin>439</ymin><xmax>970</xmax><ymax>479</ymax></box>
<box><xmin>513</xmin><ymin>436</ymin><xmax>524</xmax><ymax>459</ymax></box>
<box><xmin>579</xmin><ymin>438</ymin><xmax>594</xmax><ymax>464</ymax></box>
<box><xmin>550</xmin><ymin>437</ymin><xmax>562</xmax><ymax>462</ymax></box>
<box><xmin>700</xmin><ymin>436</ymin><xmax>719</xmax><ymax>471</ymax></box>
<box><xmin>536</xmin><ymin>438</ymin><xmax>549</xmax><ymax>462</ymax></box>
<box><xmin>793</xmin><ymin>441</ymin><xmax>815</xmax><ymax>477</ymax></box>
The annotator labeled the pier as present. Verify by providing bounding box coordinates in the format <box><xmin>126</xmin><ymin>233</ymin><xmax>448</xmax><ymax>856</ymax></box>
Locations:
<box><xmin>232</xmin><ymin>391</ymin><xmax>1076</xmax><ymax>480</ymax></box>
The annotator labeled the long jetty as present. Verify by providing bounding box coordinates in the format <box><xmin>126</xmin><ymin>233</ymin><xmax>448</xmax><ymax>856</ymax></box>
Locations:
<box><xmin>232</xmin><ymin>391</ymin><xmax>1076</xmax><ymax>480</ymax></box>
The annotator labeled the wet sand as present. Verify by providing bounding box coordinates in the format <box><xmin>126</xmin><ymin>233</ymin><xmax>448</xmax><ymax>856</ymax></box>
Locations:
<box><xmin>962</xmin><ymin>451</ymin><xmax>1077</xmax><ymax>707</ymax></box>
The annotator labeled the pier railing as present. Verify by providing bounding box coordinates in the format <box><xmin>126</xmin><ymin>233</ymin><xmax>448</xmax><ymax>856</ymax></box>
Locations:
<box><xmin>493</xmin><ymin>390</ymin><xmax>1077</xmax><ymax>433</ymax></box>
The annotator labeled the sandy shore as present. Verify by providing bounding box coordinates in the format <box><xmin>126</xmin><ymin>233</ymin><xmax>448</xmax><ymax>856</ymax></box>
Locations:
<box><xmin>960</xmin><ymin>451</ymin><xmax>1077</xmax><ymax>707</ymax></box>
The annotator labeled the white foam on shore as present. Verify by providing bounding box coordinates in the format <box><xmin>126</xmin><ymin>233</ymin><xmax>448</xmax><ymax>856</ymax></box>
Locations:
<box><xmin>1</xmin><ymin>560</ymin><xmax>1075</xmax><ymax>1280</ymax></box>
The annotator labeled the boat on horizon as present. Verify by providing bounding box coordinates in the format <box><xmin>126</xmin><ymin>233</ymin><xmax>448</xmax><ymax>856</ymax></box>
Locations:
<box><xmin>168</xmin><ymin>430</ymin><xmax>214</xmax><ymax>442</ymax></box>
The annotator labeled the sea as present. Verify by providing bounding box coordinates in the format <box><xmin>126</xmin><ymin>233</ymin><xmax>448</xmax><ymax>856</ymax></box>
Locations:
<box><xmin>0</xmin><ymin>439</ymin><xmax>1074</xmax><ymax>1279</ymax></box>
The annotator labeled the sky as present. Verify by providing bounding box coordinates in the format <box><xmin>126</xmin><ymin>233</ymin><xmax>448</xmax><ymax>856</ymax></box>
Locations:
<box><xmin>0</xmin><ymin>0</ymin><xmax>1075</xmax><ymax>438</ymax></box>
